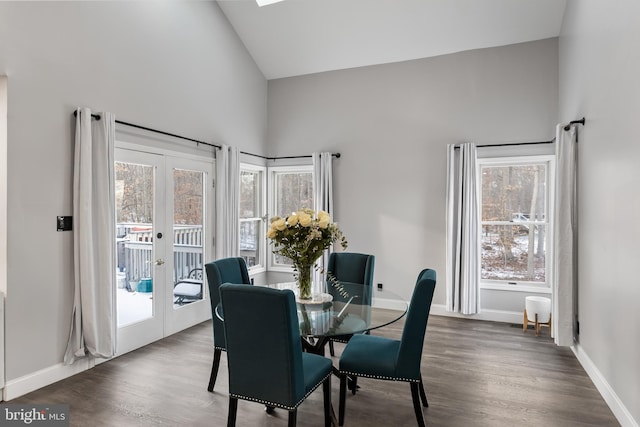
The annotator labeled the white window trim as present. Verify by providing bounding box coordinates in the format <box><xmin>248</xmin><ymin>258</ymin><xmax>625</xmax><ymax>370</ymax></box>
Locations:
<box><xmin>477</xmin><ymin>154</ymin><xmax>556</xmax><ymax>292</ymax></box>
<box><xmin>480</xmin><ymin>281</ymin><xmax>552</xmax><ymax>294</ymax></box>
<box><xmin>267</xmin><ymin>164</ymin><xmax>314</xmax><ymax>273</ymax></box>
<box><xmin>240</xmin><ymin>163</ymin><xmax>267</xmax><ymax>274</ymax></box>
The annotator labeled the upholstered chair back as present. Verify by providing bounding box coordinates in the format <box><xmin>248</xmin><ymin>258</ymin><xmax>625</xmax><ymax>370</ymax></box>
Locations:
<box><xmin>204</xmin><ymin>257</ymin><xmax>251</xmax><ymax>349</ymax></box>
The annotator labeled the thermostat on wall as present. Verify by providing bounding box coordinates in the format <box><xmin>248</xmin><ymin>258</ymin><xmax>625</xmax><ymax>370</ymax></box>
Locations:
<box><xmin>57</xmin><ymin>216</ymin><xmax>72</xmax><ymax>232</ymax></box>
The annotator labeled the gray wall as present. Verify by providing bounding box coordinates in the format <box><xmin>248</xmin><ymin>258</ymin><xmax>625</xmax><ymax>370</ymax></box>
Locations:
<box><xmin>0</xmin><ymin>2</ymin><xmax>266</xmax><ymax>381</ymax></box>
<box><xmin>268</xmin><ymin>38</ymin><xmax>559</xmax><ymax>307</ymax></box>
<box><xmin>560</xmin><ymin>0</ymin><xmax>640</xmax><ymax>422</ymax></box>
<box><xmin>5</xmin><ymin>2</ymin><xmax>635</xmax><ymax>421</ymax></box>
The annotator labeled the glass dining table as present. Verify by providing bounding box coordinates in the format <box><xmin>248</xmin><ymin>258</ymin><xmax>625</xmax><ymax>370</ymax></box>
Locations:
<box><xmin>216</xmin><ymin>282</ymin><xmax>409</xmax><ymax>356</ymax></box>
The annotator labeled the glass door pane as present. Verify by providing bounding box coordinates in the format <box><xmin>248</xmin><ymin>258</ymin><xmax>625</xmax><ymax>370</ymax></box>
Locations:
<box><xmin>115</xmin><ymin>161</ymin><xmax>155</xmax><ymax>327</ymax></box>
<box><xmin>114</xmin><ymin>148</ymin><xmax>166</xmax><ymax>357</ymax></box>
<box><xmin>166</xmin><ymin>156</ymin><xmax>212</xmax><ymax>336</ymax></box>
<box><xmin>172</xmin><ymin>168</ymin><xmax>205</xmax><ymax>307</ymax></box>
<box><xmin>114</xmin><ymin>149</ymin><xmax>212</xmax><ymax>353</ymax></box>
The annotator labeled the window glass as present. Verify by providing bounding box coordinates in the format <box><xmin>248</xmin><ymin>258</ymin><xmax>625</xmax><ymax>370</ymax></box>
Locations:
<box><xmin>240</xmin><ymin>170</ymin><xmax>259</xmax><ymax>218</ymax></box>
<box><xmin>269</xmin><ymin>167</ymin><xmax>313</xmax><ymax>267</ymax></box>
<box><xmin>274</xmin><ymin>171</ymin><xmax>313</xmax><ymax>217</ymax></box>
<box><xmin>479</xmin><ymin>160</ymin><xmax>551</xmax><ymax>286</ymax></box>
<box><xmin>240</xmin><ymin>167</ymin><xmax>265</xmax><ymax>270</ymax></box>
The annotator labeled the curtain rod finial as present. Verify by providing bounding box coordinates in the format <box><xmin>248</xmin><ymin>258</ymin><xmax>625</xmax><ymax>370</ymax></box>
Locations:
<box><xmin>564</xmin><ymin>117</ymin><xmax>585</xmax><ymax>131</ymax></box>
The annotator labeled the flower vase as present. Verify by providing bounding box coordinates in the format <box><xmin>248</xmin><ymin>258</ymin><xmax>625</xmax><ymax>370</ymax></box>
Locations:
<box><xmin>296</xmin><ymin>263</ymin><xmax>313</xmax><ymax>300</ymax></box>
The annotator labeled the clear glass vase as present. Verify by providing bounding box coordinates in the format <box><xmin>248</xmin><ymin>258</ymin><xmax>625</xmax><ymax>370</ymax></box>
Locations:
<box><xmin>296</xmin><ymin>263</ymin><xmax>313</xmax><ymax>300</ymax></box>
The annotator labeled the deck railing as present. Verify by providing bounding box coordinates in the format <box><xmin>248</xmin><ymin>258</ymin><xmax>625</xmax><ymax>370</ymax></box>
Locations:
<box><xmin>117</xmin><ymin>224</ymin><xmax>204</xmax><ymax>289</ymax></box>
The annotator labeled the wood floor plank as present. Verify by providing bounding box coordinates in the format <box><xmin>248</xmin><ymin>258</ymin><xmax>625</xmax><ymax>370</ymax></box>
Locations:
<box><xmin>10</xmin><ymin>312</ymin><xmax>619</xmax><ymax>426</ymax></box>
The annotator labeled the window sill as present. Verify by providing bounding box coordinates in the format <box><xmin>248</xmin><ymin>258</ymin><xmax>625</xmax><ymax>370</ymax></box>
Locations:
<box><xmin>248</xmin><ymin>266</ymin><xmax>266</xmax><ymax>275</ymax></box>
<box><xmin>267</xmin><ymin>266</ymin><xmax>294</xmax><ymax>274</ymax></box>
<box><xmin>480</xmin><ymin>282</ymin><xmax>551</xmax><ymax>294</ymax></box>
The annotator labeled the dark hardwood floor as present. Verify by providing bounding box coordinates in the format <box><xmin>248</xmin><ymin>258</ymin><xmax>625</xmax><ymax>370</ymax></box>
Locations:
<box><xmin>11</xmin><ymin>312</ymin><xmax>619</xmax><ymax>426</ymax></box>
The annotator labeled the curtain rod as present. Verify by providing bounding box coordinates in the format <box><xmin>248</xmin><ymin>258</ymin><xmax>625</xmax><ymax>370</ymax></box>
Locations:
<box><xmin>241</xmin><ymin>151</ymin><xmax>341</xmax><ymax>161</ymax></box>
<box><xmin>454</xmin><ymin>118</ymin><xmax>587</xmax><ymax>149</ymax></box>
<box><xmin>564</xmin><ymin>117</ymin><xmax>586</xmax><ymax>131</ymax></box>
<box><xmin>456</xmin><ymin>116</ymin><xmax>587</xmax><ymax>149</ymax></box>
<box><xmin>454</xmin><ymin>140</ymin><xmax>554</xmax><ymax>149</ymax></box>
<box><xmin>72</xmin><ymin>111</ymin><xmax>340</xmax><ymax>161</ymax></box>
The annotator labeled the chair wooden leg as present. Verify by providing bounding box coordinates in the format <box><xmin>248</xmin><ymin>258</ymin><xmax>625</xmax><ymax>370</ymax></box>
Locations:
<box><xmin>535</xmin><ymin>313</ymin><xmax>540</xmax><ymax>336</ymax></box>
<box><xmin>227</xmin><ymin>397</ymin><xmax>238</xmax><ymax>427</ymax></box>
<box><xmin>288</xmin><ymin>409</ymin><xmax>297</xmax><ymax>427</ymax></box>
<box><xmin>419</xmin><ymin>376</ymin><xmax>428</xmax><ymax>407</ymax></box>
<box><xmin>339</xmin><ymin>374</ymin><xmax>347</xmax><ymax>426</ymax></box>
<box><xmin>323</xmin><ymin>376</ymin><xmax>332</xmax><ymax>427</ymax></box>
<box><xmin>410</xmin><ymin>382</ymin><xmax>426</xmax><ymax>427</ymax></box>
<box><xmin>208</xmin><ymin>348</ymin><xmax>222</xmax><ymax>392</ymax></box>
<box><xmin>349</xmin><ymin>375</ymin><xmax>358</xmax><ymax>395</ymax></box>
<box><xmin>523</xmin><ymin>309</ymin><xmax>528</xmax><ymax>332</ymax></box>
<box><xmin>329</xmin><ymin>340</ymin><xmax>336</xmax><ymax>357</ymax></box>
<box><xmin>549</xmin><ymin>314</ymin><xmax>552</xmax><ymax>337</ymax></box>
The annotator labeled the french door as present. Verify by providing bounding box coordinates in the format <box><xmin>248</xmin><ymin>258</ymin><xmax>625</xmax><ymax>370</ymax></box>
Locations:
<box><xmin>115</xmin><ymin>147</ymin><xmax>213</xmax><ymax>355</ymax></box>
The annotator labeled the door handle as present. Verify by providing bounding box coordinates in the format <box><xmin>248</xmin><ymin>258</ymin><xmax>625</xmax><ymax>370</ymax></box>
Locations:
<box><xmin>155</xmin><ymin>259</ymin><xmax>165</xmax><ymax>266</ymax></box>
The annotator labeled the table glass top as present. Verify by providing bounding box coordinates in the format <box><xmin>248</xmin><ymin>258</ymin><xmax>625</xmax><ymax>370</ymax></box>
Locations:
<box><xmin>265</xmin><ymin>282</ymin><xmax>408</xmax><ymax>339</ymax></box>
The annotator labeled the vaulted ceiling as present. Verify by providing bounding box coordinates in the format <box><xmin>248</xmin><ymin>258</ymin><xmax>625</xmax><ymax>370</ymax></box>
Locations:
<box><xmin>217</xmin><ymin>0</ymin><xmax>567</xmax><ymax>80</ymax></box>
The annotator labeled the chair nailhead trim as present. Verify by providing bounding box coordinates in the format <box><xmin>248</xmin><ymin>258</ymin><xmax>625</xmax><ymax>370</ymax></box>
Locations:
<box><xmin>340</xmin><ymin>370</ymin><xmax>419</xmax><ymax>383</ymax></box>
<box><xmin>230</xmin><ymin>372</ymin><xmax>331</xmax><ymax>411</ymax></box>
<box><xmin>214</xmin><ymin>346</ymin><xmax>225</xmax><ymax>351</ymax></box>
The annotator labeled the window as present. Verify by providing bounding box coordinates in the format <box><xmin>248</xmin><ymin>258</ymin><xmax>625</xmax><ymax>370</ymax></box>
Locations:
<box><xmin>478</xmin><ymin>156</ymin><xmax>554</xmax><ymax>290</ymax></box>
<box><xmin>239</xmin><ymin>164</ymin><xmax>266</xmax><ymax>271</ymax></box>
<box><xmin>268</xmin><ymin>165</ymin><xmax>313</xmax><ymax>269</ymax></box>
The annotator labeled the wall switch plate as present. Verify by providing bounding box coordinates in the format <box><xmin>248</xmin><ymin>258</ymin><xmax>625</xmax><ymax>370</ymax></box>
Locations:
<box><xmin>57</xmin><ymin>216</ymin><xmax>72</xmax><ymax>231</ymax></box>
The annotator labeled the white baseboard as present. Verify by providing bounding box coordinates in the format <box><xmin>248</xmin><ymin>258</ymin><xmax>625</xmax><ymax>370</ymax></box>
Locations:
<box><xmin>372</xmin><ymin>302</ymin><xmax>524</xmax><ymax>324</ymax></box>
<box><xmin>572</xmin><ymin>344</ymin><xmax>639</xmax><ymax>427</ymax></box>
<box><xmin>3</xmin><ymin>358</ymin><xmax>94</xmax><ymax>401</ymax></box>
<box><xmin>430</xmin><ymin>303</ymin><xmax>523</xmax><ymax>324</ymax></box>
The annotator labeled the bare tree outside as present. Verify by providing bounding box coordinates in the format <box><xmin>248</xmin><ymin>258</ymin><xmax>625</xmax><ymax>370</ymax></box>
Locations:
<box><xmin>115</xmin><ymin>162</ymin><xmax>153</xmax><ymax>224</ymax></box>
<box><xmin>240</xmin><ymin>170</ymin><xmax>263</xmax><ymax>267</ymax></box>
<box><xmin>273</xmin><ymin>171</ymin><xmax>313</xmax><ymax>265</ymax></box>
<box><xmin>275</xmin><ymin>172</ymin><xmax>313</xmax><ymax>217</ymax></box>
<box><xmin>481</xmin><ymin>163</ymin><xmax>547</xmax><ymax>283</ymax></box>
<box><xmin>173</xmin><ymin>169</ymin><xmax>203</xmax><ymax>226</ymax></box>
<box><xmin>115</xmin><ymin>163</ymin><xmax>205</xmax><ymax>281</ymax></box>
<box><xmin>115</xmin><ymin>164</ymin><xmax>203</xmax><ymax>226</ymax></box>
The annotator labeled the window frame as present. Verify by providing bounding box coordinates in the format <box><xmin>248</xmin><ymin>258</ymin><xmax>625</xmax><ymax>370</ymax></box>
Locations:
<box><xmin>267</xmin><ymin>164</ymin><xmax>314</xmax><ymax>272</ymax></box>
<box><xmin>477</xmin><ymin>154</ymin><xmax>555</xmax><ymax>293</ymax></box>
<box><xmin>239</xmin><ymin>163</ymin><xmax>267</xmax><ymax>274</ymax></box>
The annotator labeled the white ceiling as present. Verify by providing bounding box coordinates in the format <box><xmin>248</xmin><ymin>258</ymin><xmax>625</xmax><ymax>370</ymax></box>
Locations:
<box><xmin>217</xmin><ymin>0</ymin><xmax>567</xmax><ymax>80</ymax></box>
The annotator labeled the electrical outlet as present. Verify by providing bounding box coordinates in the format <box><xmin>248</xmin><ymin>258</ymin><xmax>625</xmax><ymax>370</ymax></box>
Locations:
<box><xmin>377</xmin><ymin>283</ymin><xmax>383</xmax><ymax>290</ymax></box>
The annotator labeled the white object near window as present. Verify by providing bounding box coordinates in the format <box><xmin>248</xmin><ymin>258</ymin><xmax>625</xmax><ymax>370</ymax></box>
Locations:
<box><xmin>525</xmin><ymin>296</ymin><xmax>551</xmax><ymax>323</ymax></box>
<box><xmin>524</xmin><ymin>295</ymin><xmax>552</xmax><ymax>337</ymax></box>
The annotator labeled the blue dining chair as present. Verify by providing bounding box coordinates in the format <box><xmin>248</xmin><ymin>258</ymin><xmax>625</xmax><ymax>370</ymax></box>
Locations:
<box><xmin>337</xmin><ymin>269</ymin><xmax>436</xmax><ymax>427</ymax></box>
<box><xmin>326</xmin><ymin>252</ymin><xmax>375</xmax><ymax>357</ymax></box>
<box><xmin>204</xmin><ymin>257</ymin><xmax>252</xmax><ymax>392</ymax></box>
<box><xmin>220</xmin><ymin>283</ymin><xmax>333</xmax><ymax>427</ymax></box>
